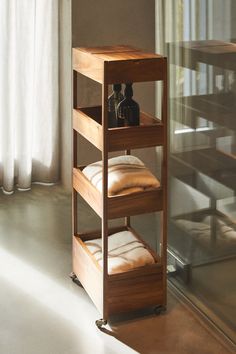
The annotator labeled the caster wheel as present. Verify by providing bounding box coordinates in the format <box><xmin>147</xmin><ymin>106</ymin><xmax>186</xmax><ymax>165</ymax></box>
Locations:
<box><xmin>69</xmin><ymin>272</ymin><xmax>83</xmax><ymax>288</ymax></box>
<box><xmin>154</xmin><ymin>305</ymin><xmax>166</xmax><ymax>315</ymax></box>
<box><xmin>69</xmin><ymin>272</ymin><xmax>77</xmax><ymax>281</ymax></box>
<box><xmin>95</xmin><ymin>318</ymin><xmax>107</xmax><ymax>329</ymax></box>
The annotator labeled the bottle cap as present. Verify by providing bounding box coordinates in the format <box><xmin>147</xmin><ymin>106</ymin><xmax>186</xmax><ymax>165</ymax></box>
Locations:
<box><xmin>113</xmin><ymin>83</ymin><xmax>122</xmax><ymax>91</ymax></box>
<box><xmin>124</xmin><ymin>83</ymin><xmax>133</xmax><ymax>97</ymax></box>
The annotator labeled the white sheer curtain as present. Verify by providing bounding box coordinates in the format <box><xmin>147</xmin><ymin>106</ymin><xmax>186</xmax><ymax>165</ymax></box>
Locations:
<box><xmin>0</xmin><ymin>0</ymin><xmax>59</xmax><ymax>194</ymax></box>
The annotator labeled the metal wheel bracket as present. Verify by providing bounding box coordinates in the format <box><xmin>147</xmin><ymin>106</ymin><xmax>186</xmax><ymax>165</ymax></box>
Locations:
<box><xmin>69</xmin><ymin>272</ymin><xmax>83</xmax><ymax>288</ymax></box>
<box><xmin>154</xmin><ymin>305</ymin><xmax>166</xmax><ymax>315</ymax></box>
<box><xmin>95</xmin><ymin>318</ymin><xmax>107</xmax><ymax>329</ymax></box>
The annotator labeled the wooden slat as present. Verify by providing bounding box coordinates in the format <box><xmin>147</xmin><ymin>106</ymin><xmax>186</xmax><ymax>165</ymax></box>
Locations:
<box><xmin>73</xmin><ymin>106</ymin><xmax>164</xmax><ymax>151</ymax></box>
<box><xmin>77</xmin><ymin>45</ymin><xmax>139</xmax><ymax>54</ymax></box>
<box><xmin>73</xmin><ymin>167</ymin><xmax>102</xmax><ymax>217</ymax></box>
<box><xmin>73</xmin><ymin>107</ymin><xmax>103</xmax><ymax>150</ymax></box>
<box><xmin>106</xmin><ymin>58</ymin><xmax>165</xmax><ymax>84</ymax></box>
<box><xmin>108</xmin><ymin>188</ymin><xmax>163</xmax><ymax>219</ymax></box>
<box><xmin>77</xmin><ymin>226</ymin><xmax>127</xmax><ymax>242</ymax></box>
<box><xmin>108</xmin><ymin>118</ymin><xmax>164</xmax><ymax>151</ymax></box>
<box><xmin>94</xmin><ymin>51</ymin><xmax>162</xmax><ymax>61</ymax></box>
<box><xmin>73</xmin><ymin>236</ymin><xmax>103</xmax><ymax>314</ymax></box>
<box><xmin>107</xmin><ymin>264</ymin><xmax>164</xmax><ymax>315</ymax></box>
<box><xmin>168</xmin><ymin>40</ymin><xmax>236</xmax><ymax>71</ymax></box>
<box><xmin>73</xmin><ymin>48</ymin><xmax>104</xmax><ymax>83</ymax></box>
<box><xmin>161</xmin><ymin>62</ymin><xmax>168</xmax><ymax>307</ymax></box>
<box><xmin>172</xmin><ymin>94</ymin><xmax>236</xmax><ymax>131</ymax></box>
<box><xmin>73</xmin><ymin>233</ymin><xmax>164</xmax><ymax>317</ymax></box>
<box><xmin>73</xmin><ymin>47</ymin><xmax>166</xmax><ymax>83</ymax></box>
<box><xmin>73</xmin><ymin>166</ymin><xmax>163</xmax><ymax>219</ymax></box>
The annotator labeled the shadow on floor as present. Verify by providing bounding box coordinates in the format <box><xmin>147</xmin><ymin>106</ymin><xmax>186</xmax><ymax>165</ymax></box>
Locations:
<box><xmin>98</xmin><ymin>292</ymin><xmax>232</xmax><ymax>354</ymax></box>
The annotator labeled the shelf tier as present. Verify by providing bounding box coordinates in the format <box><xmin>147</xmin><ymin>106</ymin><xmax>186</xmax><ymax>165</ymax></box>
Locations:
<box><xmin>73</xmin><ymin>166</ymin><xmax>163</xmax><ymax>219</ymax></box>
<box><xmin>73</xmin><ymin>106</ymin><xmax>164</xmax><ymax>152</ymax></box>
<box><xmin>172</xmin><ymin>148</ymin><xmax>236</xmax><ymax>191</ymax></box>
<box><xmin>72</xmin><ymin>226</ymin><xmax>164</xmax><ymax>316</ymax></box>
<box><xmin>73</xmin><ymin>46</ymin><xmax>166</xmax><ymax>84</ymax></box>
<box><xmin>172</xmin><ymin>94</ymin><xmax>236</xmax><ymax>131</ymax></box>
<box><xmin>168</xmin><ymin>40</ymin><xmax>236</xmax><ymax>71</ymax></box>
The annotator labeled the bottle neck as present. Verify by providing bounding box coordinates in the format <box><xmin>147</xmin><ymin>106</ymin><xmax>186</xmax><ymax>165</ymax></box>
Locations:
<box><xmin>113</xmin><ymin>83</ymin><xmax>122</xmax><ymax>94</ymax></box>
<box><xmin>124</xmin><ymin>83</ymin><xmax>133</xmax><ymax>99</ymax></box>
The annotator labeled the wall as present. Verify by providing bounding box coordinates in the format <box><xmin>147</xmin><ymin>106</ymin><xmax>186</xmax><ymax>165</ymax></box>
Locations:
<box><xmin>60</xmin><ymin>0</ymin><xmax>72</xmax><ymax>189</ymax></box>
<box><xmin>72</xmin><ymin>0</ymin><xmax>157</xmax><ymax>173</ymax></box>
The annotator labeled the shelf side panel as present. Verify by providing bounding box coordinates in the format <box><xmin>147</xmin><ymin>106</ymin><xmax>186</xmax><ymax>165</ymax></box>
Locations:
<box><xmin>73</xmin><ymin>108</ymin><xmax>103</xmax><ymax>151</ymax></box>
<box><xmin>73</xmin><ymin>167</ymin><xmax>102</xmax><ymax>218</ymax></box>
<box><xmin>73</xmin><ymin>236</ymin><xmax>103</xmax><ymax>314</ymax></box>
<box><xmin>107</xmin><ymin>264</ymin><xmax>164</xmax><ymax>315</ymax></box>
<box><xmin>108</xmin><ymin>124</ymin><xmax>164</xmax><ymax>151</ymax></box>
<box><xmin>73</xmin><ymin>48</ymin><xmax>104</xmax><ymax>83</ymax></box>
<box><xmin>74</xmin><ymin>106</ymin><xmax>164</xmax><ymax>152</ymax></box>
<box><xmin>108</xmin><ymin>189</ymin><xmax>163</xmax><ymax>219</ymax></box>
<box><xmin>106</xmin><ymin>58</ymin><xmax>166</xmax><ymax>84</ymax></box>
<box><xmin>73</xmin><ymin>171</ymin><xmax>163</xmax><ymax>220</ymax></box>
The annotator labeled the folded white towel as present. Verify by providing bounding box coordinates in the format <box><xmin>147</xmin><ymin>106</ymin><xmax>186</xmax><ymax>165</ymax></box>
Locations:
<box><xmin>85</xmin><ymin>230</ymin><xmax>155</xmax><ymax>274</ymax></box>
<box><xmin>82</xmin><ymin>155</ymin><xmax>160</xmax><ymax>196</ymax></box>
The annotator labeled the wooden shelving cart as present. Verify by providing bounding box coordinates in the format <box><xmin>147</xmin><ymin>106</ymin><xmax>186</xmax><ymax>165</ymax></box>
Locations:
<box><xmin>71</xmin><ymin>45</ymin><xmax>168</xmax><ymax>328</ymax></box>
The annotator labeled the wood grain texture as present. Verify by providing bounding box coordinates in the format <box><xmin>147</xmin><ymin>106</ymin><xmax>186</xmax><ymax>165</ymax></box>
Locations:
<box><xmin>101</xmin><ymin>67</ymin><xmax>109</xmax><ymax>319</ymax></box>
<box><xmin>108</xmin><ymin>117</ymin><xmax>164</xmax><ymax>150</ymax></box>
<box><xmin>161</xmin><ymin>61</ymin><xmax>168</xmax><ymax>306</ymax></box>
<box><xmin>107</xmin><ymin>188</ymin><xmax>163</xmax><ymax>219</ymax></box>
<box><xmin>73</xmin><ymin>107</ymin><xmax>103</xmax><ymax>150</ymax></box>
<box><xmin>106</xmin><ymin>57</ymin><xmax>165</xmax><ymax>84</ymax></box>
<box><xmin>73</xmin><ymin>166</ymin><xmax>163</xmax><ymax>219</ymax></box>
<box><xmin>73</xmin><ymin>106</ymin><xmax>164</xmax><ymax>151</ymax></box>
<box><xmin>72</xmin><ymin>71</ymin><xmax>78</xmax><ymax>237</ymax></box>
<box><xmin>107</xmin><ymin>264</ymin><xmax>164</xmax><ymax>315</ymax></box>
<box><xmin>73</xmin><ymin>46</ymin><xmax>166</xmax><ymax>83</ymax></box>
<box><xmin>73</xmin><ymin>236</ymin><xmax>103</xmax><ymax>314</ymax></box>
<box><xmin>73</xmin><ymin>229</ymin><xmax>164</xmax><ymax>316</ymax></box>
<box><xmin>73</xmin><ymin>167</ymin><xmax>102</xmax><ymax>217</ymax></box>
<box><xmin>77</xmin><ymin>45</ymin><xmax>139</xmax><ymax>54</ymax></box>
<box><xmin>172</xmin><ymin>94</ymin><xmax>236</xmax><ymax>131</ymax></box>
<box><xmin>73</xmin><ymin>48</ymin><xmax>104</xmax><ymax>83</ymax></box>
<box><xmin>168</xmin><ymin>40</ymin><xmax>236</xmax><ymax>71</ymax></box>
<box><xmin>72</xmin><ymin>45</ymin><xmax>168</xmax><ymax>319</ymax></box>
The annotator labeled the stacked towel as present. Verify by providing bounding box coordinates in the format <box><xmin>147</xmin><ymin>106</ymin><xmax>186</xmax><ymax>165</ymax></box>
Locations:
<box><xmin>82</xmin><ymin>155</ymin><xmax>160</xmax><ymax>196</ymax></box>
<box><xmin>85</xmin><ymin>230</ymin><xmax>155</xmax><ymax>274</ymax></box>
<box><xmin>175</xmin><ymin>216</ymin><xmax>236</xmax><ymax>243</ymax></box>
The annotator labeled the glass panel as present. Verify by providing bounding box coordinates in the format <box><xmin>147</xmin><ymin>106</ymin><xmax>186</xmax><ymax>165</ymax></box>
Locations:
<box><xmin>156</xmin><ymin>0</ymin><xmax>236</xmax><ymax>343</ymax></box>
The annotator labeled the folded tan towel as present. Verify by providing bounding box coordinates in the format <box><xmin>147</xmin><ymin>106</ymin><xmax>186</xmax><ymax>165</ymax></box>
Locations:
<box><xmin>85</xmin><ymin>230</ymin><xmax>155</xmax><ymax>274</ymax></box>
<box><xmin>82</xmin><ymin>155</ymin><xmax>160</xmax><ymax>196</ymax></box>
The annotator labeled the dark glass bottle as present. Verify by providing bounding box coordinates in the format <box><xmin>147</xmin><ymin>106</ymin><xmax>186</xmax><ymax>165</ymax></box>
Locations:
<box><xmin>108</xmin><ymin>84</ymin><xmax>124</xmax><ymax>128</ymax></box>
<box><xmin>117</xmin><ymin>83</ymin><xmax>140</xmax><ymax>127</ymax></box>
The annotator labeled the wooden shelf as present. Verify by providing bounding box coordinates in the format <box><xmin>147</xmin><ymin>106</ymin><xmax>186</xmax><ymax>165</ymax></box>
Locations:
<box><xmin>172</xmin><ymin>148</ymin><xmax>236</xmax><ymax>191</ymax></box>
<box><xmin>73</xmin><ymin>106</ymin><xmax>164</xmax><ymax>151</ymax></box>
<box><xmin>172</xmin><ymin>94</ymin><xmax>236</xmax><ymax>131</ymax></box>
<box><xmin>73</xmin><ymin>166</ymin><xmax>163</xmax><ymax>219</ymax></box>
<box><xmin>73</xmin><ymin>226</ymin><xmax>163</xmax><ymax>316</ymax></box>
<box><xmin>168</xmin><ymin>40</ymin><xmax>236</xmax><ymax>71</ymax></box>
<box><xmin>72</xmin><ymin>45</ymin><xmax>167</xmax><ymax>321</ymax></box>
<box><xmin>73</xmin><ymin>46</ymin><xmax>166</xmax><ymax>83</ymax></box>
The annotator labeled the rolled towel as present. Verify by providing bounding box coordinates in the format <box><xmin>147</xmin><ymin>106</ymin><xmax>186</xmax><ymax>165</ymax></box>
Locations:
<box><xmin>85</xmin><ymin>230</ymin><xmax>156</xmax><ymax>274</ymax></box>
<box><xmin>82</xmin><ymin>155</ymin><xmax>160</xmax><ymax>196</ymax></box>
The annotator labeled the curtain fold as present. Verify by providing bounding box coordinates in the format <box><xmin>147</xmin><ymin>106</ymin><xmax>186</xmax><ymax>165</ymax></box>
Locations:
<box><xmin>0</xmin><ymin>0</ymin><xmax>59</xmax><ymax>194</ymax></box>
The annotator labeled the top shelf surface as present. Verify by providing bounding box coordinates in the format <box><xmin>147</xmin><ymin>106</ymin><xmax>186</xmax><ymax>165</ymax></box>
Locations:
<box><xmin>73</xmin><ymin>45</ymin><xmax>167</xmax><ymax>84</ymax></box>
<box><xmin>168</xmin><ymin>40</ymin><xmax>236</xmax><ymax>71</ymax></box>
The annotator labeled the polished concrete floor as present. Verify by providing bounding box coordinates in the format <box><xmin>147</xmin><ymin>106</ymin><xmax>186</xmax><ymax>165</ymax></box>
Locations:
<box><xmin>0</xmin><ymin>185</ymin><xmax>233</xmax><ymax>354</ymax></box>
